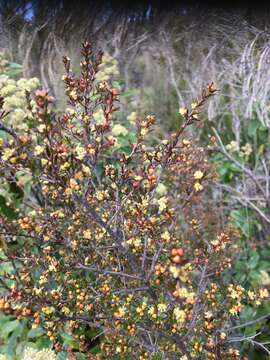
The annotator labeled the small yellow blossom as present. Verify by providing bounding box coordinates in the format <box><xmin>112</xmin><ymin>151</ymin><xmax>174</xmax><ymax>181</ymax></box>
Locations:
<box><xmin>220</xmin><ymin>332</ymin><xmax>227</xmax><ymax>340</ymax></box>
<box><xmin>61</xmin><ymin>306</ymin><xmax>70</xmax><ymax>315</ymax></box>
<box><xmin>173</xmin><ymin>307</ymin><xmax>186</xmax><ymax>324</ymax></box>
<box><xmin>41</xmin><ymin>158</ymin><xmax>48</xmax><ymax>166</ymax></box>
<box><xmin>179</xmin><ymin>107</ymin><xmax>188</xmax><ymax>116</ymax></box>
<box><xmin>248</xmin><ymin>290</ymin><xmax>255</xmax><ymax>300</ymax></box>
<box><xmin>41</xmin><ymin>306</ymin><xmax>55</xmax><ymax>315</ymax></box>
<box><xmin>169</xmin><ymin>265</ymin><xmax>180</xmax><ymax>279</ymax></box>
<box><xmin>96</xmin><ymin>191</ymin><xmax>105</xmax><ymax>201</ymax></box>
<box><xmin>83</xmin><ymin>229</ymin><xmax>92</xmax><ymax>239</ymax></box>
<box><xmin>82</xmin><ymin>164</ymin><xmax>91</xmax><ymax>175</ymax></box>
<box><xmin>157</xmin><ymin>303</ymin><xmax>167</xmax><ymax>313</ymax></box>
<box><xmin>241</xmin><ymin>142</ymin><xmax>252</xmax><ymax>157</ymax></box>
<box><xmin>127</xmin><ymin>111</ymin><xmax>137</xmax><ymax>124</ymax></box>
<box><xmin>37</xmin><ymin>124</ymin><xmax>46</xmax><ymax>133</ymax></box>
<box><xmin>259</xmin><ymin>288</ymin><xmax>269</xmax><ymax>299</ymax></box>
<box><xmin>158</xmin><ymin>196</ymin><xmax>167</xmax><ymax>212</ymax></box>
<box><xmin>226</xmin><ymin>140</ymin><xmax>239</xmax><ymax>153</ymax></box>
<box><xmin>2</xmin><ymin>148</ymin><xmax>15</xmax><ymax>161</ymax></box>
<box><xmin>204</xmin><ymin>311</ymin><xmax>213</xmax><ymax>319</ymax></box>
<box><xmin>75</xmin><ymin>145</ymin><xmax>86</xmax><ymax>160</ymax></box>
<box><xmin>182</xmin><ymin>139</ymin><xmax>191</xmax><ymax>147</ymax></box>
<box><xmin>194</xmin><ymin>182</ymin><xmax>203</xmax><ymax>192</ymax></box>
<box><xmin>161</xmin><ymin>231</ymin><xmax>170</xmax><ymax>242</ymax></box>
<box><xmin>148</xmin><ymin>306</ymin><xmax>156</xmax><ymax>318</ymax></box>
<box><xmin>194</xmin><ymin>170</ymin><xmax>204</xmax><ymax>180</ymax></box>
<box><xmin>34</xmin><ymin>145</ymin><xmax>45</xmax><ymax>156</ymax></box>
<box><xmin>60</xmin><ymin>162</ymin><xmax>70</xmax><ymax>172</ymax></box>
<box><xmin>115</xmin><ymin>306</ymin><xmax>126</xmax><ymax>318</ymax></box>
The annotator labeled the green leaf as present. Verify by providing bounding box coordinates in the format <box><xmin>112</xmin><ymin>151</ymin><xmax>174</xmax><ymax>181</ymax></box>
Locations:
<box><xmin>57</xmin><ymin>352</ymin><xmax>68</xmax><ymax>360</ymax></box>
<box><xmin>27</xmin><ymin>327</ymin><xmax>46</xmax><ymax>339</ymax></box>
<box><xmin>249</xmin><ymin>251</ymin><xmax>260</xmax><ymax>270</ymax></box>
<box><xmin>60</xmin><ymin>332</ymin><xmax>79</xmax><ymax>350</ymax></box>
<box><xmin>1</xmin><ymin>320</ymin><xmax>20</xmax><ymax>337</ymax></box>
<box><xmin>6</xmin><ymin>329</ymin><xmax>19</xmax><ymax>359</ymax></box>
<box><xmin>121</xmin><ymin>89</ymin><xmax>138</xmax><ymax>97</ymax></box>
<box><xmin>248</xmin><ymin>119</ymin><xmax>260</xmax><ymax>137</ymax></box>
<box><xmin>90</xmin><ymin>344</ymin><xmax>100</xmax><ymax>354</ymax></box>
<box><xmin>0</xmin><ymin>195</ymin><xmax>18</xmax><ymax>220</ymax></box>
<box><xmin>8</xmin><ymin>62</ymin><xmax>22</xmax><ymax>69</ymax></box>
<box><xmin>35</xmin><ymin>337</ymin><xmax>52</xmax><ymax>349</ymax></box>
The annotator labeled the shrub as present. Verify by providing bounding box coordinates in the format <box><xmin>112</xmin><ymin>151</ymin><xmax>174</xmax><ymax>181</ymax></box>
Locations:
<box><xmin>0</xmin><ymin>42</ymin><xmax>268</xmax><ymax>359</ymax></box>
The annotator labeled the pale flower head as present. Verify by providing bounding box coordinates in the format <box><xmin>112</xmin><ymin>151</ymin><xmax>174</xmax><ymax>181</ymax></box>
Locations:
<box><xmin>22</xmin><ymin>347</ymin><xmax>57</xmax><ymax>360</ymax></box>
<box><xmin>111</xmin><ymin>124</ymin><xmax>128</xmax><ymax>137</ymax></box>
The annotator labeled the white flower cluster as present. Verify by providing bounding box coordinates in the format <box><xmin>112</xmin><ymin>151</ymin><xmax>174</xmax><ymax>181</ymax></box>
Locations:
<box><xmin>96</xmin><ymin>52</ymin><xmax>119</xmax><ymax>82</ymax></box>
<box><xmin>22</xmin><ymin>347</ymin><xmax>57</xmax><ymax>360</ymax></box>
<box><xmin>226</xmin><ymin>140</ymin><xmax>252</xmax><ymax>158</ymax></box>
<box><xmin>0</xmin><ymin>54</ymin><xmax>40</xmax><ymax>132</ymax></box>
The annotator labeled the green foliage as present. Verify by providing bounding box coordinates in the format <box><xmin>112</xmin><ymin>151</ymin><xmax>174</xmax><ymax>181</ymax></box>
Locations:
<box><xmin>208</xmin><ymin>114</ymin><xmax>270</xmax><ymax>358</ymax></box>
<box><xmin>0</xmin><ymin>313</ymin><xmax>52</xmax><ymax>359</ymax></box>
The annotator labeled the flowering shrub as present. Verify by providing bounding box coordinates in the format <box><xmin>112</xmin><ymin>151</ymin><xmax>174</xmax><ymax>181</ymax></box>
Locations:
<box><xmin>0</xmin><ymin>42</ymin><xmax>268</xmax><ymax>359</ymax></box>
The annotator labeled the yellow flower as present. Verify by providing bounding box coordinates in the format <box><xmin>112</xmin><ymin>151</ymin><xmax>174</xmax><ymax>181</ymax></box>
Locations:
<box><xmin>179</xmin><ymin>107</ymin><xmax>188</xmax><ymax>116</ymax></box>
<box><xmin>37</xmin><ymin>124</ymin><xmax>46</xmax><ymax>133</ymax></box>
<box><xmin>83</xmin><ymin>229</ymin><xmax>92</xmax><ymax>239</ymax></box>
<box><xmin>41</xmin><ymin>158</ymin><xmax>48</xmax><ymax>166</ymax></box>
<box><xmin>157</xmin><ymin>303</ymin><xmax>167</xmax><ymax>313</ymax></box>
<box><xmin>220</xmin><ymin>332</ymin><xmax>227</xmax><ymax>340</ymax></box>
<box><xmin>75</xmin><ymin>145</ymin><xmax>86</xmax><ymax>160</ymax></box>
<box><xmin>173</xmin><ymin>307</ymin><xmax>186</xmax><ymax>324</ymax></box>
<box><xmin>158</xmin><ymin>196</ymin><xmax>167</xmax><ymax>212</ymax></box>
<box><xmin>140</xmin><ymin>128</ymin><xmax>148</xmax><ymax>136</ymax></box>
<box><xmin>194</xmin><ymin>182</ymin><xmax>203</xmax><ymax>192</ymax></box>
<box><xmin>96</xmin><ymin>191</ymin><xmax>105</xmax><ymax>201</ymax></box>
<box><xmin>248</xmin><ymin>290</ymin><xmax>255</xmax><ymax>300</ymax></box>
<box><xmin>226</xmin><ymin>140</ymin><xmax>239</xmax><ymax>153</ymax></box>
<box><xmin>169</xmin><ymin>265</ymin><xmax>180</xmax><ymax>279</ymax></box>
<box><xmin>69</xmin><ymin>178</ymin><xmax>79</xmax><ymax>190</ymax></box>
<box><xmin>182</xmin><ymin>139</ymin><xmax>191</xmax><ymax>147</ymax></box>
<box><xmin>148</xmin><ymin>306</ymin><xmax>156</xmax><ymax>318</ymax></box>
<box><xmin>41</xmin><ymin>306</ymin><xmax>55</xmax><ymax>315</ymax></box>
<box><xmin>127</xmin><ymin>111</ymin><xmax>137</xmax><ymax>124</ymax></box>
<box><xmin>82</xmin><ymin>164</ymin><xmax>91</xmax><ymax>175</ymax></box>
<box><xmin>259</xmin><ymin>288</ymin><xmax>269</xmax><ymax>299</ymax></box>
<box><xmin>60</xmin><ymin>162</ymin><xmax>70</xmax><ymax>172</ymax></box>
<box><xmin>241</xmin><ymin>142</ymin><xmax>252</xmax><ymax>157</ymax></box>
<box><xmin>116</xmin><ymin>306</ymin><xmax>126</xmax><ymax>318</ymax></box>
<box><xmin>178</xmin><ymin>287</ymin><xmax>195</xmax><ymax>303</ymax></box>
<box><xmin>194</xmin><ymin>170</ymin><xmax>204</xmax><ymax>180</ymax></box>
<box><xmin>2</xmin><ymin>148</ymin><xmax>15</xmax><ymax>161</ymax></box>
<box><xmin>161</xmin><ymin>231</ymin><xmax>170</xmax><ymax>242</ymax></box>
<box><xmin>34</xmin><ymin>145</ymin><xmax>45</xmax><ymax>156</ymax></box>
